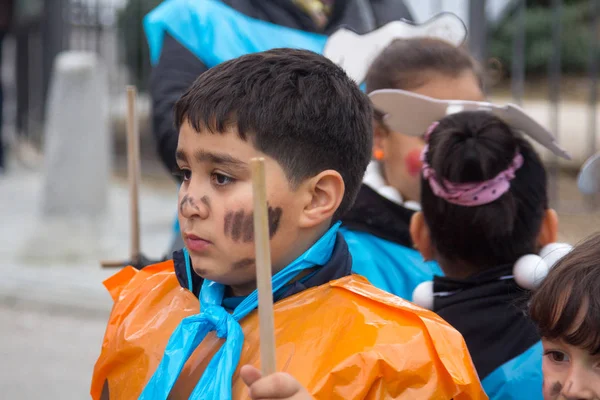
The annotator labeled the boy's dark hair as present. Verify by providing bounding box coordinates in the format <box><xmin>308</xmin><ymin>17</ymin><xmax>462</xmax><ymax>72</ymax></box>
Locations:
<box><xmin>421</xmin><ymin>111</ymin><xmax>548</xmax><ymax>270</ymax></box>
<box><xmin>174</xmin><ymin>48</ymin><xmax>373</xmax><ymax>218</ymax></box>
<box><xmin>366</xmin><ymin>38</ymin><xmax>483</xmax><ymax>123</ymax></box>
<box><xmin>530</xmin><ymin>232</ymin><xmax>600</xmax><ymax>355</ymax></box>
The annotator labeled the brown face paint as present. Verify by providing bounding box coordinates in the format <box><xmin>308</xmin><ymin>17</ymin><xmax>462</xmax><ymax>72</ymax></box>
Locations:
<box><xmin>224</xmin><ymin>205</ymin><xmax>283</xmax><ymax>243</ymax></box>
<box><xmin>224</xmin><ymin>213</ymin><xmax>232</xmax><ymax>236</ymax></box>
<box><xmin>231</xmin><ymin>210</ymin><xmax>244</xmax><ymax>241</ymax></box>
<box><xmin>268</xmin><ymin>207</ymin><xmax>282</xmax><ymax>238</ymax></box>
<box><xmin>179</xmin><ymin>194</ymin><xmax>190</xmax><ymax>214</ymax></box>
<box><xmin>232</xmin><ymin>258</ymin><xmax>255</xmax><ymax>270</ymax></box>
<box><xmin>551</xmin><ymin>382</ymin><xmax>562</xmax><ymax>396</ymax></box>
<box><xmin>242</xmin><ymin>214</ymin><xmax>254</xmax><ymax>242</ymax></box>
<box><xmin>200</xmin><ymin>196</ymin><xmax>210</xmax><ymax>208</ymax></box>
<box><xmin>179</xmin><ymin>194</ymin><xmax>200</xmax><ymax>214</ymax></box>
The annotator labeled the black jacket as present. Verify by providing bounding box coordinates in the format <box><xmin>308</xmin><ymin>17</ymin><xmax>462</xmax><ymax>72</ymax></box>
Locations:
<box><xmin>433</xmin><ymin>265</ymin><xmax>540</xmax><ymax>380</ymax></box>
<box><xmin>149</xmin><ymin>0</ymin><xmax>414</xmax><ymax>178</ymax></box>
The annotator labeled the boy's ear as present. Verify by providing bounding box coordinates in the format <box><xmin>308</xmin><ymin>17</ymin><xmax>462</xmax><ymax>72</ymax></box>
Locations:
<box><xmin>537</xmin><ymin>208</ymin><xmax>559</xmax><ymax>247</ymax></box>
<box><xmin>297</xmin><ymin>170</ymin><xmax>345</xmax><ymax>229</ymax></box>
<box><xmin>410</xmin><ymin>212</ymin><xmax>434</xmax><ymax>261</ymax></box>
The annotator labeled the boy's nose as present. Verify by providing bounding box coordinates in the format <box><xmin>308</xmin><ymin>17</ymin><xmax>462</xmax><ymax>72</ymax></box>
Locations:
<box><xmin>562</xmin><ymin>371</ymin><xmax>595</xmax><ymax>399</ymax></box>
<box><xmin>179</xmin><ymin>193</ymin><xmax>209</xmax><ymax>220</ymax></box>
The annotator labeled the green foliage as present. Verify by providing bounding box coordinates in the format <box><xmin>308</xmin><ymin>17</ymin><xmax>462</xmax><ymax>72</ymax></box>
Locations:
<box><xmin>489</xmin><ymin>1</ymin><xmax>598</xmax><ymax>76</ymax></box>
<box><xmin>117</xmin><ymin>0</ymin><xmax>163</xmax><ymax>91</ymax></box>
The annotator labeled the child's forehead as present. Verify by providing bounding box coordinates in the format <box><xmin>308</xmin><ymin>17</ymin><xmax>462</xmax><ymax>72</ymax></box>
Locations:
<box><xmin>178</xmin><ymin>122</ymin><xmax>261</xmax><ymax>160</ymax></box>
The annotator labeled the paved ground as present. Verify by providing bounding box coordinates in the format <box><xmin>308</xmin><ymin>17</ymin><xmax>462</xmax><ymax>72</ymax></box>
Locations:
<box><xmin>0</xmin><ymin>304</ymin><xmax>108</xmax><ymax>399</ymax></box>
<box><xmin>0</xmin><ymin>167</ymin><xmax>175</xmax><ymax>399</ymax></box>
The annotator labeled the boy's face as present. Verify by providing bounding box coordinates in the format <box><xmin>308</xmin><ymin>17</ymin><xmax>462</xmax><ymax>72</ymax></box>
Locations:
<box><xmin>542</xmin><ymin>338</ymin><xmax>600</xmax><ymax>399</ymax></box>
<box><xmin>176</xmin><ymin>121</ymin><xmax>307</xmax><ymax>296</ymax></box>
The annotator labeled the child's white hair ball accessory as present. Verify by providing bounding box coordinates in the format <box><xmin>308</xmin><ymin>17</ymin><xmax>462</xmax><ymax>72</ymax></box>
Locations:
<box><xmin>514</xmin><ymin>242</ymin><xmax>573</xmax><ymax>290</ymax></box>
<box><xmin>412</xmin><ymin>242</ymin><xmax>573</xmax><ymax>310</ymax></box>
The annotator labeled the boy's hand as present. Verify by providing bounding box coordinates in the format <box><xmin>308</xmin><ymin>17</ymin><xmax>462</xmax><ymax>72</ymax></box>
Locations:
<box><xmin>240</xmin><ymin>365</ymin><xmax>314</xmax><ymax>400</ymax></box>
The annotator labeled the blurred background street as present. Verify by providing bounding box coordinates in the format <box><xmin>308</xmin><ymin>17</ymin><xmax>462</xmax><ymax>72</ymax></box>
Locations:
<box><xmin>1</xmin><ymin>0</ymin><xmax>599</xmax><ymax>398</ymax></box>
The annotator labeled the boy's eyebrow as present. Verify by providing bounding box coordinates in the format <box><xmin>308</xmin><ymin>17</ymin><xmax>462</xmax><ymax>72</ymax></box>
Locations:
<box><xmin>176</xmin><ymin>150</ymin><xmax>187</xmax><ymax>162</ymax></box>
<box><xmin>195</xmin><ymin>150</ymin><xmax>247</xmax><ymax>168</ymax></box>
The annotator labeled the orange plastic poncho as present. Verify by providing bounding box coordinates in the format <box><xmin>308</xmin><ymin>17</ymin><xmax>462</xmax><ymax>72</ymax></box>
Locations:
<box><xmin>91</xmin><ymin>261</ymin><xmax>487</xmax><ymax>399</ymax></box>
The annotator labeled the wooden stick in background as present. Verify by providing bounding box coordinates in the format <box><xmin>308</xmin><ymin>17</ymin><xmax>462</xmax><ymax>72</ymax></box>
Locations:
<box><xmin>126</xmin><ymin>85</ymin><xmax>141</xmax><ymax>266</ymax></box>
<box><xmin>101</xmin><ymin>86</ymin><xmax>141</xmax><ymax>268</ymax></box>
<box><xmin>250</xmin><ymin>157</ymin><xmax>277</xmax><ymax>376</ymax></box>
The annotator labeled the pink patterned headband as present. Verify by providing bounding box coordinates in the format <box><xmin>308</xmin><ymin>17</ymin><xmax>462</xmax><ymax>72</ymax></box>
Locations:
<box><xmin>421</xmin><ymin>121</ymin><xmax>524</xmax><ymax>207</ymax></box>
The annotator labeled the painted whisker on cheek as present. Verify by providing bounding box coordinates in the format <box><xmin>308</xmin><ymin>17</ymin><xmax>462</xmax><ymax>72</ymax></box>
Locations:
<box><xmin>224</xmin><ymin>213</ymin><xmax>232</xmax><ymax>235</ymax></box>
<box><xmin>242</xmin><ymin>214</ymin><xmax>254</xmax><ymax>242</ymax></box>
<box><xmin>268</xmin><ymin>207</ymin><xmax>282</xmax><ymax>238</ymax></box>
<box><xmin>232</xmin><ymin>258</ymin><xmax>255</xmax><ymax>270</ymax></box>
<box><xmin>231</xmin><ymin>210</ymin><xmax>244</xmax><ymax>241</ymax></box>
<box><xmin>223</xmin><ymin>204</ymin><xmax>283</xmax><ymax>243</ymax></box>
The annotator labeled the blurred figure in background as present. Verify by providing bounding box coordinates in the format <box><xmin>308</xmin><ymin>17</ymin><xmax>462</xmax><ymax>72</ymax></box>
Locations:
<box><xmin>0</xmin><ymin>0</ymin><xmax>14</xmax><ymax>173</ymax></box>
<box><xmin>144</xmin><ymin>0</ymin><xmax>415</xmax><ymax>255</ymax></box>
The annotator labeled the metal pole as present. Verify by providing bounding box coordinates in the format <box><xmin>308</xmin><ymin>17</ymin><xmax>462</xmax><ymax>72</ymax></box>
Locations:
<box><xmin>468</xmin><ymin>0</ymin><xmax>488</xmax><ymax>64</ymax></box>
<box><xmin>587</xmin><ymin>0</ymin><xmax>600</xmax><ymax>208</ymax></box>
<box><xmin>548</xmin><ymin>0</ymin><xmax>562</xmax><ymax>208</ymax></box>
<box><xmin>588</xmin><ymin>0</ymin><xmax>599</xmax><ymax>158</ymax></box>
<box><xmin>511</xmin><ymin>0</ymin><xmax>526</xmax><ymax>105</ymax></box>
<box><xmin>42</xmin><ymin>0</ymin><xmax>70</xmax><ymax>113</ymax></box>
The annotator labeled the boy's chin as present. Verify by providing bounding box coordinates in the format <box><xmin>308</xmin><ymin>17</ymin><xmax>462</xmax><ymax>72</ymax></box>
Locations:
<box><xmin>190</xmin><ymin>257</ymin><xmax>255</xmax><ymax>287</ymax></box>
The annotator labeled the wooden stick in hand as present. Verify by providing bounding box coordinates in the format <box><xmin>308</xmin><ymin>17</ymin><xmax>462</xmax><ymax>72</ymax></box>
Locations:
<box><xmin>250</xmin><ymin>157</ymin><xmax>277</xmax><ymax>376</ymax></box>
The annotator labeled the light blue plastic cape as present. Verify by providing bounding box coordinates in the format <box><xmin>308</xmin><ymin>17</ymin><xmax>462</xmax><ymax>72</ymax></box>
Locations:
<box><xmin>481</xmin><ymin>341</ymin><xmax>544</xmax><ymax>400</ymax></box>
<box><xmin>144</xmin><ymin>0</ymin><xmax>328</xmax><ymax>68</ymax></box>
<box><xmin>341</xmin><ymin>228</ymin><xmax>443</xmax><ymax>301</ymax></box>
<box><xmin>139</xmin><ymin>222</ymin><xmax>341</xmax><ymax>399</ymax></box>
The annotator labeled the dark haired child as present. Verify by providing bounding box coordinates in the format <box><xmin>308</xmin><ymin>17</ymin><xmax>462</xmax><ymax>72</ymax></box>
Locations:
<box><xmin>530</xmin><ymin>232</ymin><xmax>600</xmax><ymax>399</ymax></box>
<box><xmin>90</xmin><ymin>49</ymin><xmax>485</xmax><ymax>399</ymax></box>
<box><xmin>341</xmin><ymin>37</ymin><xmax>485</xmax><ymax>300</ymax></box>
<box><xmin>402</xmin><ymin>107</ymin><xmax>572</xmax><ymax>398</ymax></box>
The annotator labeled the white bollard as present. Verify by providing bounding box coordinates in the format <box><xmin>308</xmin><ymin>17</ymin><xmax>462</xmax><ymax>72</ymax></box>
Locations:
<box><xmin>41</xmin><ymin>51</ymin><xmax>110</xmax><ymax>217</ymax></box>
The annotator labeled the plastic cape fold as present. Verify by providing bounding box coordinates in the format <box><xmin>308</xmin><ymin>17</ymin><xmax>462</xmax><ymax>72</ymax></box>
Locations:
<box><xmin>91</xmin><ymin>271</ymin><xmax>487</xmax><ymax>400</ymax></box>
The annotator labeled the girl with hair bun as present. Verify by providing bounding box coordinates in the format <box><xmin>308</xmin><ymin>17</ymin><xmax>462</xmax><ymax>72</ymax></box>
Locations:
<box><xmin>408</xmin><ymin>109</ymin><xmax>570</xmax><ymax>398</ymax></box>
<box><xmin>341</xmin><ymin>37</ymin><xmax>485</xmax><ymax>300</ymax></box>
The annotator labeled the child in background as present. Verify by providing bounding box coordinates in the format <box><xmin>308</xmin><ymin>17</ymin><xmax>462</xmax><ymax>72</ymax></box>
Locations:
<box><xmin>341</xmin><ymin>37</ymin><xmax>485</xmax><ymax>300</ymax></box>
<box><xmin>405</xmin><ymin>108</ymin><xmax>567</xmax><ymax>398</ymax></box>
<box><xmin>91</xmin><ymin>49</ymin><xmax>485</xmax><ymax>399</ymax></box>
<box><xmin>530</xmin><ymin>232</ymin><xmax>600</xmax><ymax>399</ymax></box>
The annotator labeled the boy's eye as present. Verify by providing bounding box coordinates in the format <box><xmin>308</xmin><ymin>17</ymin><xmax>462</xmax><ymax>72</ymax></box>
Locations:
<box><xmin>211</xmin><ymin>172</ymin><xmax>235</xmax><ymax>186</ymax></box>
<box><xmin>173</xmin><ymin>168</ymin><xmax>191</xmax><ymax>181</ymax></box>
<box><xmin>545</xmin><ymin>350</ymin><xmax>570</xmax><ymax>363</ymax></box>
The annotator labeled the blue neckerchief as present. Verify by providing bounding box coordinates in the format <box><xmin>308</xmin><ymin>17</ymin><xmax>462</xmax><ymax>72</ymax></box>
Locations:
<box><xmin>139</xmin><ymin>222</ymin><xmax>341</xmax><ymax>399</ymax></box>
<box><xmin>222</xmin><ymin>269</ymin><xmax>319</xmax><ymax>311</ymax></box>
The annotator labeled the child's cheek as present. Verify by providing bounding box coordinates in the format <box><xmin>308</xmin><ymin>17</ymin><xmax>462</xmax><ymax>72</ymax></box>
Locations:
<box><xmin>405</xmin><ymin>148</ymin><xmax>423</xmax><ymax>178</ymax></box>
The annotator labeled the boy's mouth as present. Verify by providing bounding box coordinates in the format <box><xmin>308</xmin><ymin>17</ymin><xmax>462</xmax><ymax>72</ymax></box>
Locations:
<box><xmin>183</xmin><ymin>233</ymin><xmax>213</xmax><ymax>253</ymax></box>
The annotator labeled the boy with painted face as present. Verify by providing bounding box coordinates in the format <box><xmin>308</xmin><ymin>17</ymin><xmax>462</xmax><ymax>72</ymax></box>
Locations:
<box><xmin>530</xmin><ymin>232</ymin><xmax>600</xmax><ymax>400</ymax></box>
<box><xmin>91</xmin><ymin>49</ymin><xmax>485</xmax><ymax>399</ymax></box>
